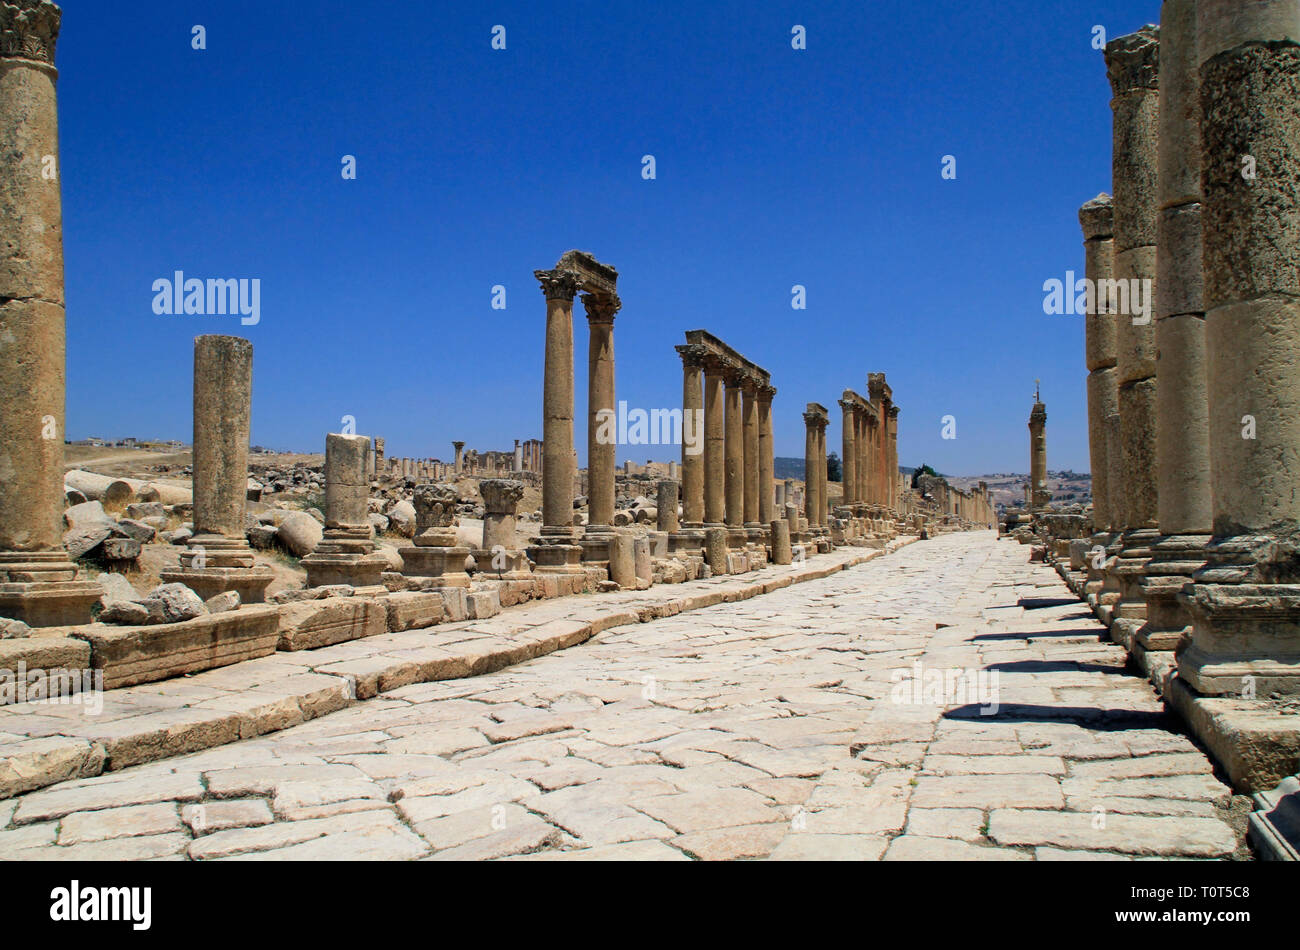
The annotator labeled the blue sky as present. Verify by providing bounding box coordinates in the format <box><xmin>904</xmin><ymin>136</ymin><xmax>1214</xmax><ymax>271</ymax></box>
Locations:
<box><xmin>57</xmin><ymin>0</ymin><xmax>1162</xmax><ymax>475</ymax></box>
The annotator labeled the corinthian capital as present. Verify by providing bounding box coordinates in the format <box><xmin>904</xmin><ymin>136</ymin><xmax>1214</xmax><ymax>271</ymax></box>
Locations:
<box><xmin>535</xmin><ymin>269</ymin><xmax>580</xmax><ymax>302</ymax></box>
<box><xmin>675</xmin><ymin>343</ymin><xmax>709</xmax><ymax>369</ymax></box>
<box><xmin>1105</xmin><ymin>25</ymin><xmax>1160</xmax><ymax>96</ymax></box>
<box><xmin>581</xmin><ymin>292</ymin><xmax>621</xmax><ymax>324</ymax></box>
<box><xmin>1</xmin><ymin>0</ymin><xmax>60</xmax><ymax>64</ymax></box>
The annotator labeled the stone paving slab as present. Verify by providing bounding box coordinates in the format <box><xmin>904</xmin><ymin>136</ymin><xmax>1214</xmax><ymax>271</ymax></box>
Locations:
<box><xmin>0</xmin><ymin>533</ymin><xmax>1252</xmax><ymax>860</ymax></box>
<box><xmin>0</xmin><ymin>543</ymin><xmax>907</xmax><ymax>800</ymax></box>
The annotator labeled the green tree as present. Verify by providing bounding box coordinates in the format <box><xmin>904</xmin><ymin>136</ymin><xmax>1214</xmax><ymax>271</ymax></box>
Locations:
<box><xmin>827</xmin><ymin>451</ymin><xmax>842</xmax><ymax>482</ymax></box>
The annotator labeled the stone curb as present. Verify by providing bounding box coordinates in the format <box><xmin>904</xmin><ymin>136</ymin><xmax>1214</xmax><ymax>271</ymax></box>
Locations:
<box><xmin>0</xmin><ymin>537</ymin><xmax>918</xmax><ymax>800</ymax></box>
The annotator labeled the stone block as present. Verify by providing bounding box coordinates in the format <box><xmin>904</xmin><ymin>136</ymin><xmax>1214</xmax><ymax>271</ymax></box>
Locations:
<box><xmin>276</xmin><ymin>599</ymin><xmax>385</xmax><ymax>652</ymax></box>
<box><xmin>466</xmin><ymin>589</ymin><xmax>501</xmax><ymax>620</ymax></box>
<box><xmin>438</xmin><ymin>587</ymin><xmax>469</xmax><ymax>622</ymax></box>
<box><xmin>382</xmin><ymin>591</ymin><xmax>444</xmax><ymax>632</ymax></box>
<box><xmin>72</xmin><ymin>607</ymin><xmax>280</xmax><ymax>690</ymax></box>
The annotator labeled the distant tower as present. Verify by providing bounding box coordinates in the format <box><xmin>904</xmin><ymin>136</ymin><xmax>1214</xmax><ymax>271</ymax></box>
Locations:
<box><xmin>1028</xmin><ymin>381</ymin><xmax>1051</xmax><ymax>511</ymax></box>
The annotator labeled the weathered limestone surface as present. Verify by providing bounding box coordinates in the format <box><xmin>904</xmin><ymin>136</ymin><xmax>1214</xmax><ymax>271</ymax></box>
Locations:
<box><xmin>302</xmin><ymin>433</ymin><xmax>386</xmax><ymax>589</ymax></box>
<box><xmin>1180</xmin><ymin>0</ymin><xmax>1300</xmax><ymax>696</ymax></box>
<box><xmin>0</xmin><ymin>1</ymin><xmax>99</xmax><ymax>626</ymax></box>
<box><xmin>161</xmin><ymin>336</ymin><xmax>273</xmax><ymax>604</ymax></box>
<box><xmin>0</xmin><ymin>535</ymin><xmax>1246</xmax><ymax>861</ymax></box>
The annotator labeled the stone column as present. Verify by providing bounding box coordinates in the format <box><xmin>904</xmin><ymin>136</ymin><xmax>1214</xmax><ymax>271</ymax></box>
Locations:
<box><xmin>671</xmin><ymin>345</ymin><xmax>706</xmax><ymax>555</ymax></box>
<box><xmin>303</xmin><ymin>433</ymin><xmax>386</xmax><ymax>588</ymax></box>
<box><xmin>857</xmin><ymin>409</ymin><xmax>870</xmax><ymax>515</ymax></box>
<box><xmin>1105</xmin><ymin>25</ymin><xmax>1162</xmax><ymax>649</ymax></box>
<box><xmin>657</xmin><ymin>479</ymin><xmax>680</xmax><ymax>534</ymax></box>
<box><xmin>580</xmin><ymin>292</ymin><xmax>620</xmax><ymax>564</ymax></box>
<box><xmin>401</xmin><ymin>484</ymin><xmax>469</xmax><ymax>586</ymax></box>
<box><xmin>373</xmin><ymin>437</ymin><xmax>385</xmax><ymax>473</ymax></box>
<box><xmin>887</xmin><ymin>405</ymin><xmax>900</xmax><ymax>518</ymax></box>
<box><xmin>1081</xmin><ymin>194</ymin><xmax>1119</xmax><ymax>567</ymax></box>
<box><xmin>816</xmin><ymin>420</ymin><xmax>827</xmax><ymax>528</ymax></box>
<box><xmin>474</xmin><ymin>478</ymin><xmax>529</xmax><ymax>577</ymax></box>
<box><xmin>453</xmin><ymin>442</ymin><xmax>465</xmax><ymax>475</ymax></box>
<box><xmin>1179</xmin><ymin>0</ymin><xmax>1300</xmax><ymax>696</ymax></box>
<box><xmin>840</xmin><ymin>397</ymin><xmax>857</xmax><ymax>507</ymax></box>
<box><xmin>723</xmin><ymin>364</ymin><xmax>746</xmax><ymax>546</ymax></box>
<box><xmin>741</xmin><ymin>377</ymin><xmax>761</xmax><ymax>539</ymax></box>
<box><xmin>1029</xmin><ymin>390</ymin><xmax>1050</xmax><ymax>511</ymax></box>
<box><xmin>162</xmin><ymin>336</ymin><xmax>273</xmax><ymax>603</ymax></box>
<box><xmin>803</xmin><ymin>408</ymin><xmax>819</xmax><ymax>528</ymax></box>
<box><xmin>513</xmin><ymin>439</ymin><xmax>522</xmax><ymax>473</ymax></box>
<box><xmin>757</xmin><ymin>384</ymin><xmax>776</xmax><ymax>527</ymax></box>
<box><xmin>702</xmin><ymin>354</ymin><xmax>727</xmax><ymax>531</ymax></box>
<box><xmin>528</xmin><ymin>269</ymin><xmax>582</xmax><ymax>573</ymax></box>
<box><xmin>1136</xmin><ymin>0</ymin><xmax>1214</xmax><ymax>661</ymax></box>
<box><xmin>0</xmin><ymin>0</ymin><xmax>99</xmax><ymax>626</ymax></box>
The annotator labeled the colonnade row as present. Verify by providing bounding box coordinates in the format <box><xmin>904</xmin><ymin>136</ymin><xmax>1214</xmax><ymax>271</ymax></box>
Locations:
<box><xmin>1067</xmin><ymin>3</ymin><xmax>1300</xmax><ymax>703</ymax></box>
<box><xmin>675</xmin><ymin>331</ymin><xmax>777</xmax><ymax>550</ymax></box>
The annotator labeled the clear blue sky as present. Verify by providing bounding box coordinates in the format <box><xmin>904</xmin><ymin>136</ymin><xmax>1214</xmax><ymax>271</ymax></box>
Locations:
<box><xmin>57</xmin><ymin>0</ymin><xmax>1161</xmax><ymax>475</ymax></box>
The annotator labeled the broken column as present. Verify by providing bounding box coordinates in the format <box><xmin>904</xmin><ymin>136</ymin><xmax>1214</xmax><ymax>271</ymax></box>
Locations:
<box><xmin>453</xmin><ymin>442</ymin><xmax>465</xmax><ymax>475</ymax></box>
<box><xmin>1179</xmin><ymin>0</ymin><xmax>1300</xmax><ymax>696</ymax></box>
<box><xmin>581</xmin><ymin>291</ymin><xmax>620</xmax><ymax>565</ymax></box>
<box><xmin>1137</xmin><ymin>0</ymin><xmax>1214</xmax><ymax>663</ymax></box>
<box><xmin>1105</xmin><ymin>25</ymin><xmax>1162</xmax><ymax>648</ymax></box>
<box><xmin>474</xmin><ymin>478</ymin><xmax>530</xmax><ymax>578</ymax></box>
<box><xmin>0</xmin><ymin>0</ymin><xmax>100</xmax><ymax>625</ymax></box>
<box><xmin>400</xmin><ymin>483</ymin><xmax>469</xmax><ymax>587</ymax></box>
<box><xmin>656</xmin><ymin>479</ymin><xmax>680</xmax><ymax>535</ymax></box>
<box><xmin>302</xmin><ymin>433</ymin><xmax>387</xmax><ymax>588</ymax></box>
<box><xmin>163</xmin><ymin>336</ymin><xmax>273</xmax><ymax>603</ymax></box>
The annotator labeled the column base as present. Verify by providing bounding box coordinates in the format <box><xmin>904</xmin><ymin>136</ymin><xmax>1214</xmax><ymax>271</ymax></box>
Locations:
<box><xmin>472</xmin><ymin>548</ymin><xmax>533</xmax><ymax>579</ymax></box>
<box><xmin>160</xmin><ymin>536</ymin><xmax>274</xmax><ymax>604</ymax></box>
<box><xmin>1177</xmin><ymin>534</ymin><xmax>1300</xmax><ymax>696</ymax></box>
<box><xmin>527</xmin><ymin>526</ymin><xmax>584</xmax><ymax>575</ymax></box>
<box><xmin>669</xmin><ymin>527</ymin><xmax>705</xmax><ymax>557</ymax></box>
<box><xmin>726</xmin><ymin>526</ymin><xmax>747</xmax><ymax>549</ymax></box>
<box><xmin>397</xmin><ymin>545</ymin><xmax>472</xmax><ymax>588</ymax></box>
<box><xmin>302</xmin><ymin>527</ymin><xmax>388</xmax><ymax>588</ymax></box>
<box><xmin>579</xmin><ymin>525</ymin><xmax>615</xmax><ymax>565</ymax></box>
<box><xmin>1134</xmin><ymin>534</ymin><xmax>1210</xmax><ymax>654</ymax></box>
<box><xmin>0</xmin><ymin>551</ymin><xmax>102</xmax><ymax>627</ymax></box>
<box><xmin>1108</xmin><ymin>528</ymin><xmax>1157</xmax><ymax>647</ymax></box>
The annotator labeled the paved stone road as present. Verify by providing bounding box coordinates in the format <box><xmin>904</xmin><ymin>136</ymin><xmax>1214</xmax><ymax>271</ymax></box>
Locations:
<box><xmin>0</xmin><ymin>532</ymin><xmax>1250</xmax><ymax>860</ymax></box>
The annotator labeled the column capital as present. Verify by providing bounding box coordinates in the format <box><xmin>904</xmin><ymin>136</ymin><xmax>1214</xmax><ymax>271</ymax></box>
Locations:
<box><xmin>1105</xmin><ymin>25</ymin><xmax>1160</xmax><ymax>96</ymax></box>
<box><xmin>701</xmin><ymin>352</ymin><xmax>732</xmax><ymax>377</ymax></box>
<box><xmin>675</xmin><ymin>343</ymin><xmax>709</xmax><ymax>368</ymax></box>
<box><xmin>723</xmin><ymin>364</ymin><xmax>748</xmax><ymax>388</ymax></box>
<box><xmin>838</xmin><ymin>398</ymin><xmax>856</xmax><ymax>415</ymax></box>
<box><xmin>740</xmin><ymin>374</ymin><xmax>759</xmax><ymax>396</ymax></box>
<box><xmin>0</xmin><ymin>0</ymin><xmax>60</xmax><ymax>65</ymax></box>
<box><xmin>1079</xmin><ymin>193</ymin><xmax>1114</xmax><ymax>240</ymax></box>
<box><xmin>757</xmin><ymin>384</ymin><xmax>777</xmax><ymax>403</ymax></box>
<box><xmin>581</xmin><ymin>292</ymin><xmax>621</xmax><ymax>324</ymax></box>
<box><xmin>535</xmin><ymin>269</ymin><xmax>580</xmax><ymax>301</ymax></box>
